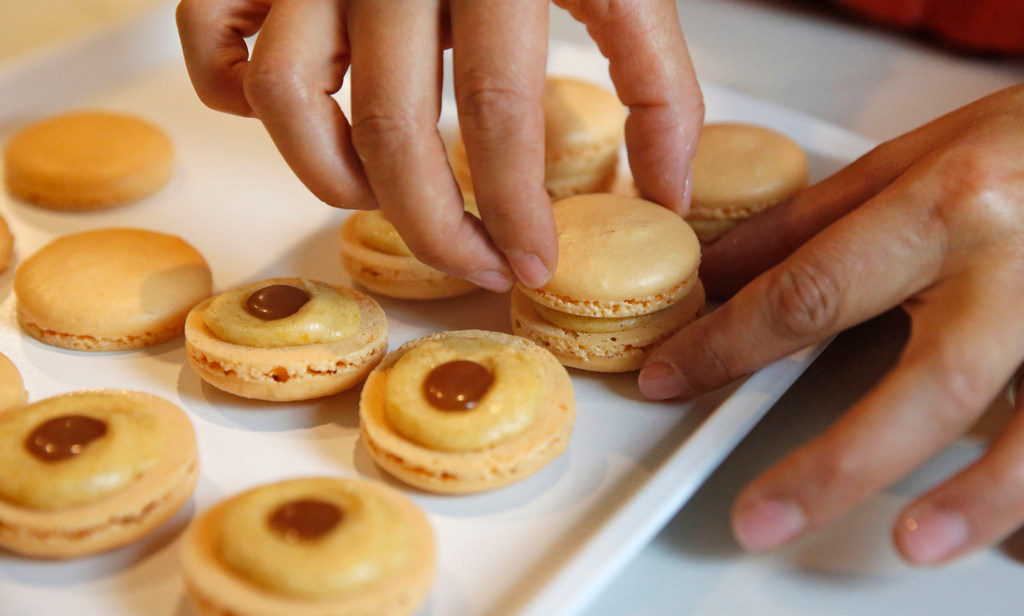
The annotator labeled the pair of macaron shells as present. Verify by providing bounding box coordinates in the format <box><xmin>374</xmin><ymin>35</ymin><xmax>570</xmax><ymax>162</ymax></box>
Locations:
<box><xmin>339</xmin><ymin>75</ymin><xmax>627</xmax><ymax>301</ymax></box>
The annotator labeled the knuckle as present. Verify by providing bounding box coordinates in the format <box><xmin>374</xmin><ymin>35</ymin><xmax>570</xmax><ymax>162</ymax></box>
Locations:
<box><xmin>241</xmin><ymin>55</ymin><xmax>302</xmax><ymax>113</ymax></box>
<box><xmin>456</xmin><ymin>73</ymin><xmax>536</xmax><ymax>141</ymax></box>
<box><xmin>762</xmin><ymin>258</ymin><xmax>842</xmax><ymax>340</ymax></box>
<box><xmin>924</xmin><ymin>141</ymin><xmax>1022</xmax><ymax>234</ymax></box>
<box><xmin>350</xmin><ymin>110</ymin><xmax>422</xmax><ymax>159</ymax></box>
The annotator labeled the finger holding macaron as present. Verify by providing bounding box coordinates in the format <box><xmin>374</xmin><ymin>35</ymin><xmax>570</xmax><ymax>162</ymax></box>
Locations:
<box><xmin>511</xmin><ymin>193</ymin><xmax>705</xmax><ymax>373</ymax></box>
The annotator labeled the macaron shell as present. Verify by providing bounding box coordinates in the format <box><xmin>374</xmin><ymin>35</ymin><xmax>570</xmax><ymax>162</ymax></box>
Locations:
<box><xmin>14</xmin><ymin>227</ymin><xmax>213</xmax><ymax>351</ymax></box>
<box><xmin>181</xmin><ymin>477</ymin><xmax>435</xmax><ymax>616</ymax></box>
<box><xmin>686</xmin><ymin>123</ymin><xmax>808</xmax><ymax>242</ymax></box>
<box><xmin>0</xmin><ymin>352</ymin><xmax>27</xmax><ymax>414</ymax></box>
<box><xmin>338</xmin><ymin>216</ymin><xmax>479</xmax><ymax>300</ymax></box>
<box><xmin>359</xmin><ymin>330</ymin><xmax>575</xmax><ymax>494</ymax></box>
<box><xmin>0</xmin><ymin>213</ymin><xmax>13</xmax><ymax>273</ymax></box>
<box><xmin>519</xmin><ymin>194</ymin><xmax>701</xmax><ymax>318</ymax></box>
<box><xmin>184</xmin><ymin>279</ymin><xmax>388</xmax><ymax>401</ymax></box>
<box><xmin>0</xmin><ymin>390</ymin><xmax>199</xmax><ymax>559</ymax></box>
<box><xmin>510</xmin><ymin>281</ymin><xmax>705</xmax><ymax>372</ymax></box>
<box><xmin>3</xmin><ymin>110</ymin><xmax>174</xmax><ymax>210</ymax></box>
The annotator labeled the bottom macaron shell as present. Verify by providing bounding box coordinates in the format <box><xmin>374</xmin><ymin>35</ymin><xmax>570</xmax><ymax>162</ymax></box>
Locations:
<box><xmin>184</xmin><ymin>283</ymin><xmax>388</xmax><ymax>402</ymax></box>
<box><xmin>339</xmin><ymin>217</ymin><xmax>479</xmax><ymax>300</ymax></box>
<box><xmin>510</xmin><ymin>281</ymin><xmax>706</xmax><ymax>373</ymax></box>
<box><xmin>359</xmin><ymin>330</ymin><xmax>576</xmax><ymax>494</ymax></box>
<box><xmin>180</xmin><ymin>481</ymin><xmax>435</xmax><ymax>616</ymax></box>
<box><xmin>0</xmin><ymin>391</ymin><xmax>199</xmax><ymax>559</ymax></box>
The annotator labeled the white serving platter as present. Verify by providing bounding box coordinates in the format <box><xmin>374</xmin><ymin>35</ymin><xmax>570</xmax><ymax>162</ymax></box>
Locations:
<box><xmin>0</xmin><ymin>4</ymin><xmax>875</xmax><ymax>615</ymax></box>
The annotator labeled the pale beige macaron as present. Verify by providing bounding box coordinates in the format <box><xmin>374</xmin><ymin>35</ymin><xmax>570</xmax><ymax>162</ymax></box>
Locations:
<box><xmin>14</xmin><ymin>227</ymin><xmax>213</xmax><ymax>351</ymax></box>
<box><xmin>3</xmin><ymin>110</ymin><xmax>174</xmax><ymax>210</ymax></box>
<box><xmin>451</xmin><ymin>75</ymin><xmax>626</xmax><ymax>200</ymax></box>
<box><xmin>0</xmin><ymin>212</ymin><xmax>14</xmax><ymax>273</ymax></box>
<box><xmin>685</xmin><ymin>122</ymin><xmax>808</xmax><ymax>243</ymax></box>
<box><xmin>181</xmin><ymin>476</ymin><xmax>435</xmax><ymax>616</ymax></box>
<box><xmin>360</xmin><ymin>329</ymin><xmax>575</xmax><ymax>494</ymax></box>
<box><xmin>0</xmin><ymin>352</ymin><xmax>28</xmax><ymax>414</ymax></box>
<box><xmin>0</xmin><ymin>389</ymin><xmax>199</xmax><ymax>559</ymax></box>
<box><xmin>339</xmin><ymin>206</ymin><xmax>479</xmax><ymax>300</ymax></box>
<box><xmin>511</xmin><ymin>194</ymin><xmax>705</xmax><ymax>372</ymax></box>
<box><xmin>185</xmin><ymin>277</ymin><xmax>388</xmax><ymax>401</ymax></box>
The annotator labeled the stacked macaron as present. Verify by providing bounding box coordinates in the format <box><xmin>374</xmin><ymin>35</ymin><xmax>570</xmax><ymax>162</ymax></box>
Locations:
<box><xmin>511</xmin><ymin>193</ymin><xmax>705</xmax><ymax>372</ymax></box>
<box><xmin>685</xmin><ymin>122</ymin><xmax>808</xmax><ymax>243</ymax></box>
<box><xmin>451</xmin><ymin>76</ymin><xmax>626</xmax><ymax>200</ymax></box>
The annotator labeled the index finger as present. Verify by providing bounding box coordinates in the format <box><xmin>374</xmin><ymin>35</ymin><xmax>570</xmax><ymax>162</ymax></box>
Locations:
<box><xmin>176</xmin><ymin>0</ymin><xmax>273</xmax><ymax>116</ymax></box>
<box><xmin>638</xmin><ymin>175</ymin><xmax>943</xmax><ymax>400</ymax></box>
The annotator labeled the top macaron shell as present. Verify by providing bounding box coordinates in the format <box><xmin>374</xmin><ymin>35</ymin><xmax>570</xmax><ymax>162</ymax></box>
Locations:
<box><xmin>3</xmin><ymin>110</ymin><xmax>174</xmax><ymax>210</ymax></box>
<box><xmin>518</xmin><ymin>194</ymin><xmax>701</xmax><ymax>318</ymax></box>
<box><xmin>14</xmin><ymin>227</ymin><xmax>213</xmax><ymax>351</ymax></box>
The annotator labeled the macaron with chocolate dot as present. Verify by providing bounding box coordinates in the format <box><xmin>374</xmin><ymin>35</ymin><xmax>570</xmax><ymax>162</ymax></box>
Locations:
<box><xmin>511</xmin><ymin>193</ymin><xmax>705</xmax><ymax>372</ymax></box>
<box><xmin>14</xmin><ymin>227</ymin><xmax>213</xmax><ymax>351</ymax></box>
<box><xmin>360</xmin><ymin>329</ymin><xmax>575</xmax><ymax>494</ymax></box>
<box><xmin>180</xmin><ymin>476</ymin><xmax>435</xmax><ymax>616</ymax></box>
<box><xmin>3</xmin><ymin>110</ymin><xmax>174</xmax><ymax>210</ymax></box>
<box><xmin>185</xmin><ymin>277</ymin><xmax>388</xmax><ymax>401</ymax></box>
<box><xmin>0</xmin><ymin>389</ymin><xmax>199</xmax><ymax>558</ymax></box>
<box><xmin>685</xmin><ymin>122</ymin><xmax>808</xmax><ymax>243</ymax></box>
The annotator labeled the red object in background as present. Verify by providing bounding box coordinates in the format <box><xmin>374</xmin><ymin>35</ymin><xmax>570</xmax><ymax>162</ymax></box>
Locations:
<box><xmin>839</xmin><ymin>0</ymin><xmax>1024</xmax><ymax>54</ymax></box>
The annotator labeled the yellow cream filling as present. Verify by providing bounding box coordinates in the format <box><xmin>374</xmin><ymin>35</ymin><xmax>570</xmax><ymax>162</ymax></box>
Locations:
<box><xmin>353</xmin><ymin>197</ymin><xmax>480</xmax><ymax>257</ymax></box>
<box><xmin>353</xmin><ymin>210</ymin><xmax>413</xmax><ymax>256</ymax></box>
<box><xmin>204</xmin><ymin>279</ymin><xmax>359</xmax><ymax>348</ymax></box>
<box><xmin>0</xmin><ymin>392</ymin><xmax>163</xmax><ymax>510</ymax></box>
<box><xmin>384</xmin><ymin>335</ymin><xmax>543</xmax><ymax>451</ymax></box>
<box><xmin>534</xmin><ymin>302</ymin><xmax>662</xmax><ymax>333</ymax></box>
<box><xmin>217</xmin><ymin>478</ymin><xmax>413</xmax><ymax>599</ymax></box>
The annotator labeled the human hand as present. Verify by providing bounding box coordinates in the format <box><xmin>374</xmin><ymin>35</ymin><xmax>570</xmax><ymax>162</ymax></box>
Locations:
<box><xmin>639</xmin><ymin>84</ymin><xmax>1024</xmax><ymax>565</ymax></box>
<box><xmin>175</xmin><ymin>0</ymin><xmax>703</xmax><ymax>292</ymax></box>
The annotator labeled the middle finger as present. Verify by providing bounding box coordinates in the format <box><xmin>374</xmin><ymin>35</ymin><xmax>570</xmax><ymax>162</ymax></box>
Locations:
<box><xmin>348</xmin><ymin>0</ymin><xmax>513</xmax><ymax>292</ymax></box>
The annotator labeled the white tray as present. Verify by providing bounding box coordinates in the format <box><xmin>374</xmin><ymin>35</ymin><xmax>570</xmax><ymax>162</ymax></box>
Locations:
<box><xmin>0</xmin><ymin>4</ymin><xmax>874</xmax><ymax>615</ymax></box>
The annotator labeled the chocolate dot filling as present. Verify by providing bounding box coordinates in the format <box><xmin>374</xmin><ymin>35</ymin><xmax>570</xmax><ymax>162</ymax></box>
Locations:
<box><xmin>269</xmin><ymin>498</ymin><xmax>343</xmax><ymax>542</ymax></box>
<box><xmin>25</xmin><ymin>414</ymin><xmax>108</xmax><ymax>462</ymax></box>
<box><xmin>423</xmin><ymin>360</ymin><xmax>494</xmax><ymax>411</ymax></box>
<box><xmin>245</xmin><ymin>284</ymin><xmax>311</xmax><ymax>321</ymax></box>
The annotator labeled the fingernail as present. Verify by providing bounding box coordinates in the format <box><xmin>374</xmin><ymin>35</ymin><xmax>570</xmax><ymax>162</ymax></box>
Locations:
<box><xmin>733</xmin><ymin>498</ymin><xmax>807</xmax><ymax>552</ymax></box>
<box><xmin>507</xmin><ymin>251</ymin><xmax>550</xmax><ymax>289</ymax></box>
<box><xmin>900</xmin><ymin>510</ymin><xmax>970</xmax><ymax>565</ymax></box>
<box><xmin>638</xmin><ymin>361</ymin><xmax>686</xmax><ymax>400</ymax></box>
<box><xmin>465</xmin><ymin>269</ymin><xmax>513</xmax><ymax>293</ymax></box>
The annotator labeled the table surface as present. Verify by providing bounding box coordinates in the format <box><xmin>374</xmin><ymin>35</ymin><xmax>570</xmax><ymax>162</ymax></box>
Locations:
<box><xmin>3</xmin><ymin>1</ymin><xmax>1023</xmax><ymax>615</ymax></box>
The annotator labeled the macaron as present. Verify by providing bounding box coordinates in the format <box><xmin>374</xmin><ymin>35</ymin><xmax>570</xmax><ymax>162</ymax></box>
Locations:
<box><xmin>451</xmin><ymin>75</ymin><xmax>626</xmax><ymax>200</ymax></box>
<box><xmin>511</xmin><ymin>194</ymin><xmax>705</xmax><ymax>372</ymax></box>
<box><xmin>685</xmin><ymin>122</ymin><xmax>808</xmax><ymax>243</ymax></box>
<box><xmin>14</xmin><ymin>227</ymin><xmax>213</xmax><ymax>351</ymax></box>
<box><xmin>0</xmin><ymin>352</ymin><xmax>27</xmax><ymax>414</ymax></box>
<box><xmin>360</xmin><ymin>329</ymin><xmax>575</xmax><ymax>494</ymax></box>
<box><xmin>184</xmin><ymin>277</ymin><xmax>388</xmax><ymax>401</ymax></box>
<box><xmin>3</xmin><ymin>110</ymin><xmax>174</xmax><ymax>210</ymax></box>
<box><xmin>0</xmin><ymin>389</ymin><xmax>199</xmax><ymax>559</ymax></box>
<box><xmin>180</xmin><ymin>476</ymin><xmax>435</xmax><ymax>616</ymax></box>
<box><xmin>0</xmin><ymin>212</ymin><xmax>14</xmax><ymax>273</ymax></box>
<box><xmin>338</xmin><ymin>204</ymin><xmax>480</xmax><ymax>300</ymax></box>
